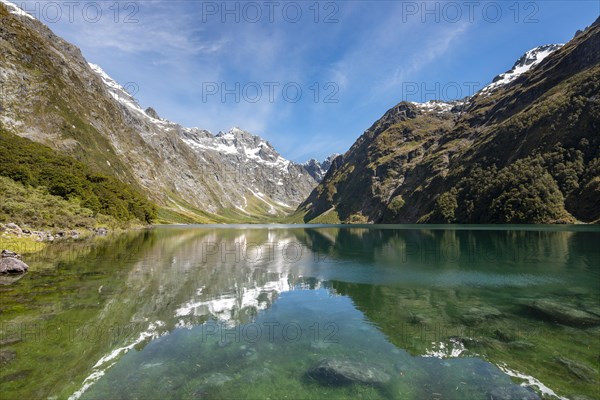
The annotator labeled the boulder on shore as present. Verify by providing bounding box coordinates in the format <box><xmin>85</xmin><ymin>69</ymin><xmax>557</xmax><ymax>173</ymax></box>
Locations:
<box><xmin>1</xmin><ymin>250</ymin><xmax>21</xmax><ymax>259</ymax></box>
<box><xmin>5</xmin><ymin>223</ymin><xmax>22</xmax><ymax>234</ymax></box>
<box><xmin>0</xmin><ymin>251</ymin><xmax>29</xmax><ymax>274</ymax></box>
<box><xmin>307</xmin><ymin>358</ymin><xmax>390</xmax><ymax>385</ymax></box>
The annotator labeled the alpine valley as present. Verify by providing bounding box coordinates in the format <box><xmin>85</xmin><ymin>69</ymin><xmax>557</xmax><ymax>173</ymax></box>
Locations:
<box><xmin>1</xmin><ymin>4</ymin><xmax>600</xmax><ymax>400</ymax></box>
<box><xmin>0</xmin><ymin>0</ymin><xmax>333</xmax><ymax>228</ymax></box>
<box><xmin>1</xmin><ymin>1</ymin><xmax>599</xmax><ymax>229</ymax></box>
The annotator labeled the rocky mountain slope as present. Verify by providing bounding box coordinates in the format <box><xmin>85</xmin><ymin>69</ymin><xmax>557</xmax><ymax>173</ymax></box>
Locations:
<box><xmin>298</xmin><ymin>17</ymin><xmax>600</xmax><ymax>224</ymax></box>
<box><xmin>0</xmin><ymin>1</ymin><xmax>316</xmax><ymax>224</ymax></box>
<box><xmin>303</xmin><ymin>154</ymin><xmax>340</xmax><ymax>182</ymax></box>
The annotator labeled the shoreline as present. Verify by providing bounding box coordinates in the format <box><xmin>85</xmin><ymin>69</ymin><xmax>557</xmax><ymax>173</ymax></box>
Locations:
<box><xmin>0</xmin><ymin>223</ymin><xmax>152</xmax><ymax>256</ymax></box>
<box><xmin>2</xmin><ymin>221</ymin><xmax>598</xmax><ymax>258</ymax></box>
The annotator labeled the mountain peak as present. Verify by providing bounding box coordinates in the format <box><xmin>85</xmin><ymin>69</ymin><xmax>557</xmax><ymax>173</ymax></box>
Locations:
<box><xmin>216</xmin><ymin>127</ymin><xmax>249</xmax><ymax>138</ymax></box>
<box><xmin>229</xmin><ymin>126</ymin><xmax>245</xmax><ymax>135</ymax></box>
<box><xmin>481</xmin><ymin>44</ymin><xmax>563</xmax><ymax>93</ymax></box>
<box><xmin>409</xmin><ymin>100</ymin><xmax>467</xmax><ymax>114</ymax></box>
<box><xmin>303</xmin><ymin>154</ymin><xmax>340</xmax><ymax>182</ymax></box>
<box><xmin>510</xmin><ymin>44</ymin><xmax>563</xmax><ymax>72</ymax></box>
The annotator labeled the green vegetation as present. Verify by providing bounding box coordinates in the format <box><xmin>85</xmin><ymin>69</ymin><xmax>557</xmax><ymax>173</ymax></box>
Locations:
<box><xmin>156</xmin><ymin>207</ymin><xmax>205</xmax><ymax>225</ymax></box>
<box><xmin>155</xmin><ymin>193</ymin><xmax>298</xmax><ymax>225</ymax></box>
<box><xmin>279</xmin><ymin>209</ymin><xmax>309</xmax><ymax>224</ymax></box>
<box><xmin>346</xmin><ymin>212</ymin><xmax>369</xmax><ymax>224</ymax></box>
<box><xmin>309</xmin><ymin>208</ymin><xmax>341</xmax><ymax>224</ymax></box>
<box><xmin>432</xmin><ymin>189</ymin><xmax>458</xmax><ymax>223</ymax></box>
<box><xmin>431</xmin><ymin>144</ymin><xmax>598</xmax><ymax>223</ymax></box>
<box><xmin>0</xmin><ymin>234</ymin><xmax>47</xmax><ymax>254</ymax></box>
<box><xmin>387</xmin><ymin>195</ymin><xmax>406</xmax><ymax>217</ymax></box>
<box><xmin>0</xmin><ymin>175</ymin><xmax>102</xmax><ymax>230</ymax></box>
<box><xmin>0</xmin><ymin>128</ymin><xmax>157</xmax><ymax>225</ymax></box>
<box><xmin>463</xmin><ymin>159</ymin><xmax>567</xmax><ymax>223</ymax></box>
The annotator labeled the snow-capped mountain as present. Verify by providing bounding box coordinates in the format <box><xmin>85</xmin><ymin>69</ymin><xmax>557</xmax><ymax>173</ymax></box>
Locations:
<box><xmin>303</xmin><ymin>154</ymin><xmax>340</xmax><ymax>182</ymax></box>
<box><xmin>481</xmin><ymin>44</ymin><xmax>563</xmax><ymax>93</ymax></box>
<box><xmin>407</xmin><ymin>44</ymin><xmax>563</xmax><ymax>114</ymax></box>
<box><xmin>0</xmin><ymin>3</ymin><xmax>317</xmax><ymax>222</ymax></box>
<box><xmin>86</xmin><ymin>63</ymin><xmax>317</xmax><ymax>216</ymax></box>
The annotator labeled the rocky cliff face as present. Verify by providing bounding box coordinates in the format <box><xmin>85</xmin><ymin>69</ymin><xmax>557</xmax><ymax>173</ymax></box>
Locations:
<box><xmin>303</xmin><ymin>154</ymin><xmax>340</xmax><ymax>182</ymax></box>
<box><xmin>299</xmin><ymin>17</ymin><xmax>600</xmax><ymax>224</ymax></box>
<box><xmin>0</xmin><ymin>1</ymin><xmax>316</xmax><ymax>223</ymax></box>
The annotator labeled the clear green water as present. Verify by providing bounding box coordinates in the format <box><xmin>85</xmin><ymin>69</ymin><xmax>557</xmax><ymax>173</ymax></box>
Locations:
<box><xmin>1</xmin><ymin>225</ymin><xmax>599</xmax><ymax>399</ymax></box>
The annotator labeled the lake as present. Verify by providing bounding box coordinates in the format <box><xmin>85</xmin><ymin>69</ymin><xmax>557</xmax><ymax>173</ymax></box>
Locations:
<box><xmin>1</xmin><ymin>225</ymin><xmax>599</xmax><ymax>399</ymax></box>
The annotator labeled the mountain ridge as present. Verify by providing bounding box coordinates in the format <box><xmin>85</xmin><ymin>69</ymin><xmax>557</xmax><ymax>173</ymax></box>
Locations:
<box><xmin>298</xmin><ymin>19</ymin><xmax>600</xmax><ymax>224</ymax></box>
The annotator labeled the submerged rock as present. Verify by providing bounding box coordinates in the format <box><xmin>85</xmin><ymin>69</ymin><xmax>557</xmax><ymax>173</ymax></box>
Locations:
<box><xmin>307</xmin><ymin>358</ymin><xmax>390</xmax><ymax>385</ymax></box>
<box><xmin>0</xmin><ymin>274</ymin><xmax>26</xmax><ymax>285</ymax></box>
<box><xmin>310</xmin><ymin>341</ymin><xmax>330</xmax><ymax>351</ymax></box>
<box><xmin>461</xmin><ymin>306</ymin><xmax>503</xmax><ymax>325</ymax></box>
<box><xmin>0</xmin><ymin>369</ymin><xmax>32</xmax><ymax>382</ymax></box>
<box><xmin>554</xmin><ymin>357</ymin><xmax>598</xmax><ymax>383</ymax></box>
<box><xmin>0</xmin><ymin>338</ymin><xmax>22</xmax><ymax>346</ymax></box>
<box><xmin>0</xmin><ymin>257</ymin><xmax>29</xmax><ymax>274</ymax></box>
<box><xmin>524</xmin><ymin>299</ymin><xmax>600</xmax><ymax>326</ymax></box>
<box><xmin>202</xmin><ymin>372</ymin><xmax>232</xmax><ymax>387</ymax></box>
<box><xmin>489</xmin><ymin>385</ymin><xmax>541</xmax><ymax>400</ymax></box>
<box><xmin>140</xmin><ymin>362</ymin><xmax>164</xmax><ymax>370</ymax></box>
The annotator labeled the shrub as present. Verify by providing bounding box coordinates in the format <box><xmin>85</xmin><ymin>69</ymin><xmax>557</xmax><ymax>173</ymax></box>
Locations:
<box><xmin>0</xmin><ymin>128</ymin><xmax>157</xmax><ymax>223</ymax></box>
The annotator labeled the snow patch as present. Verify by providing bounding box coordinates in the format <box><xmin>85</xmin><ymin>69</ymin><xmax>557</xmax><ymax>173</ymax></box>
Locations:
<box><xmin>411</xmin><ymin>100</ymin><xmax>455</xmax><ymax>113</ymax></box>
<box><xmin>0</xmin><ymin>0</ymin><xmax>35</xmax><ymax>19</ymax></box>
<box><xmin>88</xmin><ymin>63</ymin><xmax>167</xmax><ymax>125</ymax></box>
<box><xmin>481</xmin><ymin>44</ymin><xmax>563</xmax><ymax>93</ymax></box>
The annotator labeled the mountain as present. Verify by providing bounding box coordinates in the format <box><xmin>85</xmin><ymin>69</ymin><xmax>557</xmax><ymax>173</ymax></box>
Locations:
<box><xmin>298</xmin><ymin>17</ymin><xmax>600</xmax><ymax>224</ymax></box>
<box><xmin>0</xmin><ymin>1</ymin><xmax>317</xmax><ymax>224</ymax></box>
<box><xmin>480</xmin><ymin>44</ymin><xmax>564</xmax><ymax>93</ymax></box>
<box><xmin>88</xmin><ymin>61</ymin><xmax>316</xmax><ymax>217</ymax></box>
<box><xmin>303</xmin><ymin>154</ymin><xmax>340</xmax><ymax>182</ymax></box>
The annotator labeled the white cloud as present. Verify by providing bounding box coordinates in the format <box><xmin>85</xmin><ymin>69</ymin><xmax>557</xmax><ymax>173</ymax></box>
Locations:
<box><xmin>390</xmin><ymin>22</ymin><xmax>470</xmax><ymax>86</ymax></box>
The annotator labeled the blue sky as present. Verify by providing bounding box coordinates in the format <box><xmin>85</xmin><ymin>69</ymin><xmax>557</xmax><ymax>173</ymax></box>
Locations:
<box><xmin>15</xmin><ymin>0</ymin><xmax>600</xmax><ymax>162</ymax></box>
